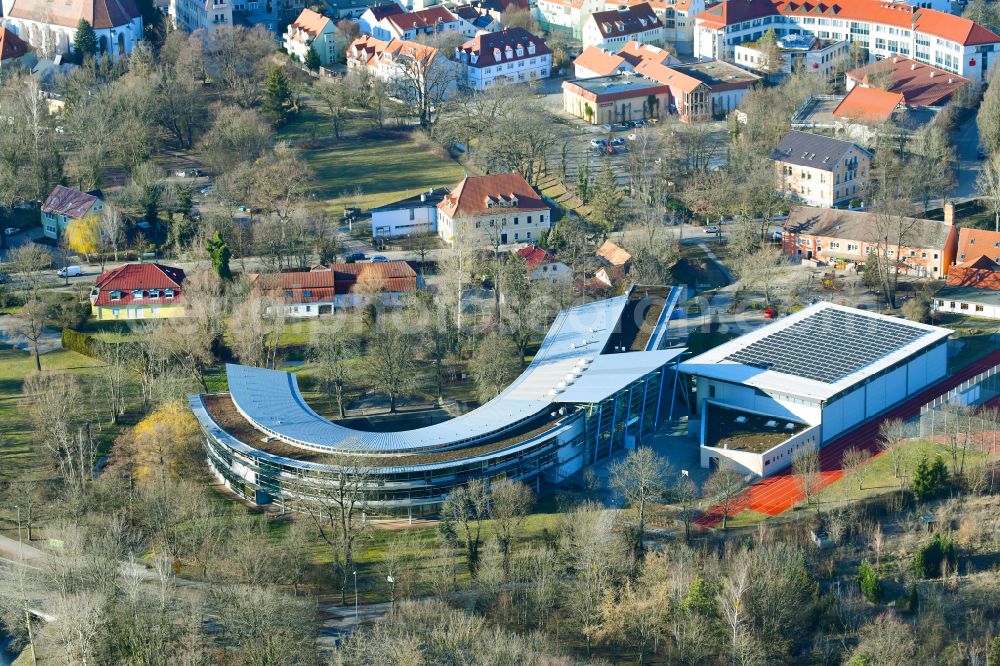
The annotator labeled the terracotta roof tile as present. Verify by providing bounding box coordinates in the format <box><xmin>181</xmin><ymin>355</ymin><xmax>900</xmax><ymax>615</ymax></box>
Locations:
<box><xmin>573</xmin><ymin>45</ymin><xmax>625</xmax><ymax>75</ymax></box>
<box><xmin>516</xmin><ymin>245</ymin><xmax>558</xmax><ymax>271</ymax></box>
<box><xmin>590</xmin><ymin>3</ymin><xmax>662</xmax><ymax>39</ymax></box>
<box><xmin>635</xmin><ymin>60</ymin><xmax>704</xmax><ymax>93</ymax></box>
<box><xmin>833</xmin><ymin>86</ymin><xmax>904</xmax><ymax>123</ymax></box>
<box><xmin>846</xmin><ymin>55</ymin><xmax>970</xmax><ymax>107</ymax></box>
<box><xmin>289</xmin><ymin>8</ymin><xmax>333</xmax><ymax>37</ymax></box>
<box><xmin>617</xmin><ymin>39</ymin><xmax>675</xmax><ymax>66</ymax></box>
<box><xmin>93</xmin><ymin>263</ymin><xmax>185</xmax><ymax>307</ymax></box>
<box><xmin>597</xmin><ymin>240</ymin><xmax>632</xmax><ymax>266</ymax></box>
<box><xmin>0</xmin><ymin>27</ymin><xmax>30</xmax><ymax>61</ymax></box>
<box><xmin>252</xmin><ymin>261</ymin><xmax>418</xmax><ymax>302</ymax></box>
<box><xmin>956</xmin><ymin>227</ymin><xmax>1000</xmax><ymax>264</ymax></box>
<box><xmin>438</xmin><ymin>173</ymin><xmax>548</xmax><ymax>219</ymax></box>
<box><xmin>7</xmin><ymin>0</ymin><xmax>140</xmax><ymax>30</ymax></box>
<box><xmin>946</xmin><ymin>255</ymin><xmax>1000</xmax><ymax>289</ymax></box>
<box><xmin>386</xmin><ymin>6</ymin><xmax>457</xmax><ymax>31</ymax></box>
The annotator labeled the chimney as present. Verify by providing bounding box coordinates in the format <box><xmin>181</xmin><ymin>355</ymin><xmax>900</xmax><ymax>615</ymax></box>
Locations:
<box><xmin>910</xmin><ymin>63</ymin><xmax>917</xmax><ymax>70</ymax></box>
<box><xmin>929</xmin><ymin>70</ymin><xmax>936</xmax><ymax>77</ymax></box>
<box><xmin>944</xmin><ymin>201</ymin><xmax>955</xmax><ymax>226</ymax></box>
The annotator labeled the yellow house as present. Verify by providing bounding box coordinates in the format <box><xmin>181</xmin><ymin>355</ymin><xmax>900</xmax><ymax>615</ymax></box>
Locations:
<box><xmin>90</xmin><ymin>263</ymin><xmax>188</xmax><ymax>321</ymax></box>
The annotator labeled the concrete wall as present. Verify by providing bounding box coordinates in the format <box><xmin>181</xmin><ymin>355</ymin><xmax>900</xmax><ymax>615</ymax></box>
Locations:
<box><xmin>700</xmin><ymin>423</ymin><xmax>820</xmax><ymax>477</ymax></box>
<box><xmin>935</xmin><ymin>298</ymin><xmax>1000</xmax><ymax>320</ymax></box>
<box><xmin>372</xmin><ymin>205</ymin><xmax>437</xmax><ymax>238</ymax></box>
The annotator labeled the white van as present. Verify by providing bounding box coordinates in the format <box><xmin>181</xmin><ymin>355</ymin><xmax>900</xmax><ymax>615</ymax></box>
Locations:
<box><xmin>57</xmin><ymin>265</ymin><xmax>82</xmax><ymax>278</ymax></box>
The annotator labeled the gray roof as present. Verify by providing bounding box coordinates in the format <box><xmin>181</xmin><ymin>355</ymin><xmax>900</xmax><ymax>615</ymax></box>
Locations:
<box><xmin>935</xmin><ymin>285</ymin><xmax>1000</xmax><ymax>306</ymax></box>
<box><xmin>784</xmin><ymin>206</ymin><xmax>953</xmax><ymax>250</ymax></box>
<box><xmin>370</xmin><ymin>188</ymin><xmax>448</xmax><ymax>213</ymax></box>
<box><xmin>221</xmin><ymin>294</ymin><xmax>685</xmax><ymax>453</ymax></box>
<box><xmin>771</xmin><ymin>130</ymin><xmax>872</xmax><ymax>171</ymax></box>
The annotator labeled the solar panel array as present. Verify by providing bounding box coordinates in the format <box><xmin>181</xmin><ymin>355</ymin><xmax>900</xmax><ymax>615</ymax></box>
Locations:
<box><xmin>724</xmin><ymin>308</ymin><xmax>929</xmax><ymax>384</ymax></box>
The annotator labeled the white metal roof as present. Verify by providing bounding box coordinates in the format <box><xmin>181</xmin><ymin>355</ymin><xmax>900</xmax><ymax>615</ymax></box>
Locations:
<box><xmin>679</xmin><ymin>302</ymin><xmax>951</xmax><ymax>402</ymax></box>
<box><xmin>224</xmin><ymin>295</ymin><xmax>683</xmax><ymax>453</ymax></box>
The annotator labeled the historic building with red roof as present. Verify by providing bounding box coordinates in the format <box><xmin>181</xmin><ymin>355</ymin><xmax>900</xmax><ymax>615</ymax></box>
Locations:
<box><xmin>584</xmin><ymin>3</ymin><xmax>663</xmax><ymax>49</ymax></box>
<box><xmin>437</xmin><ymin>173</ymin><xmax>550</xmax><ymax>246</ymax></box>
<box><xmin>454</xmin><ymin>27</ymin><xmax>551</xmax><ymax>90</ymax></box>
<box><xmin>935</xmin><ymin>231</ymin><xmax>1000</xmax><ymax>319</ymax></box>
<box><xmin>2</xmin><ymin>0</ymin><xmax>143</xmax><ymax>59</ymax></box>
<box><xmin>693</xmin><ymin>0</ymin><xmax>1000</xmax><ymax>82</ymax></box>
<box><xmin>90</xmin><ymin>264</ymin><xmax>187</xmax><ymax>321</ymax></box>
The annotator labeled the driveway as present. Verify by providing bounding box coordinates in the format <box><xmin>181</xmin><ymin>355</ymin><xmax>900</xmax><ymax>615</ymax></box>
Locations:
<box><xmin>952</xmin><ymin>115</ymin><xmax>982</xmax><ymax>200</ymax></box>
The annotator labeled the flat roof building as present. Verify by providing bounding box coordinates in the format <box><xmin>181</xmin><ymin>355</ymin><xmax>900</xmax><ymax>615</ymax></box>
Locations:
<box><xmin>191</xmin><ymin>286</ymin><xmax>686</xmax><ymax>514</ymax></box>
<box><xmin>680</xmin><ymin>302</ymin><xmax>950</xmax><ymax>476</ymax></box>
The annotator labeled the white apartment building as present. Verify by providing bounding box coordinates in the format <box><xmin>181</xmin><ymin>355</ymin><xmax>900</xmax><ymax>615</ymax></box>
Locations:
<box><xmin>454</xmin><ymin>28</ymin><xmax>551</xmax><ymax>90</ymax></box>
<box><xmin>733</xmin><ymin>34</ymin><xmax>849</xmax><ymax>77</ymax></box>
<box><xmin>374</xmin><ymin>5</ymin><xmax>462</xmax><ymax>41</ymax></box>
<box><xmin>584</xmin><ymin>3</ymin><xmax>663</xmax><ymax>49</ymax></box>
<box><xmin>693</xmin><ymin>0</ymin><xmax>1000</xmax><ymax>82</ymax></box>
<box><xmin>535</xmin><ymin>0</ymin><xmax>605</xmax><ymax>40</ymax></box>
<box><xmin>283</xmin><ymin>9</ymin><xmax>337</xmax><ymax>66</ymax></box>
<box><xmin>169</xmin><ymin>0</ymin><xmax>232</xmax><ymax>35</ymax></box>
<box><xmin>1</xmin><ymin>0</ymin><xmax>143</xmax><ymax>58</ymax></box>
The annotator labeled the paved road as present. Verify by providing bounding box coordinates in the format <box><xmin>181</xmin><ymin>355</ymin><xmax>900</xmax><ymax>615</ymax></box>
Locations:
<box><xmin>695</xmin><ymin>346</ymin><xmax>1000</xmax><ymax>527</ymax></box>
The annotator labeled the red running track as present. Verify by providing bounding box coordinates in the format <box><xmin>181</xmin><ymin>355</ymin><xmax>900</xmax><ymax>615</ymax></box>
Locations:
<box><xmin>694</xmin><ymin>347</ymin><xmax>1000</xmax><ymax>528</ymax></box>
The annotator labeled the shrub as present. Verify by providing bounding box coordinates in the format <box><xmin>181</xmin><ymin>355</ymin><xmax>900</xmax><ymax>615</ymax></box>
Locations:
<box><xmin>913</xmin><ymin>533</ymin><xmax>955</xmax><ymax>579</ymax></box>
<box><xmin>857</xmin><ymin>560</ymin><xmax>882</xmax><ymax>603</ymax></box>
<box><xmin>61</xmin><ymin>328</ymin><xmax>96</xmax><ymax>358</ymax></box>
<box><xmin>913</xmin><ymin>455</ymin><xmax>950</xmax><ymax>501</ymax></box>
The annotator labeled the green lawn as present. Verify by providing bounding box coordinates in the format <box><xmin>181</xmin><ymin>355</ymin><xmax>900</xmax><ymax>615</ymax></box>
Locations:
<box><xmin>303</xmin><ymin>136</ymin><xmax>466</xmax><ymax>216</ymax></box>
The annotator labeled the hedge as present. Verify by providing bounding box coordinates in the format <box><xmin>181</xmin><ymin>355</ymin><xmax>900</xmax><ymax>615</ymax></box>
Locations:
<box><xmin>62</xmin><ymin>328</ymin><xmax>97</xmax><ymax>358</ymax></box>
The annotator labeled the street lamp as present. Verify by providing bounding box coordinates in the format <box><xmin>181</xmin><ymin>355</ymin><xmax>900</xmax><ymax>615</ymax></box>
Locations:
<box><xmin>353</xmin><ymin>570</ymin><xmax>358</xmax><ymax>619</ymax></box>
<box><xmin>13</xmin><ymin>504</ymin><xmax>22</xmax><ymax>561</ymax></box>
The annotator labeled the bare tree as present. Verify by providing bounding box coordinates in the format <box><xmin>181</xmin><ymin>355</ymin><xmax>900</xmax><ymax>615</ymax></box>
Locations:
<box><xmin>13</xmin><ymin>300</ymin><xmax>48</xmax><ymax>372</ymax></box>
<box><xmin>842</xmin><ymin>447</ymin><xmax>873</xmax><ymax>491</ymax></box>
<box><xmin>792</xmin><ymin>445</ymin><xmax>822</xmax><ymax>508</ymax></box>
<box><xmin>441</xmin><ymin>479</ymin><xmax>490</xmax><ymax>577</ymax></box>
<box><xmin>718</xmin><ymin>553</ymin><xmax>752</xmax><ymax>666</ymax></box>
<box><xmin>310</xmin><ymin>325</ymin><xmax>360</xmax><ymax>418</ymax></box>
<box><xmin>98</xmin><ymin>205</ymin><xmax>125</xmax><ymax>263</ymax></box>
<box><xmin>977</xmin><ymin>152</ymin><xmax>1000</xmax><ymax>233</ymax></box>
<box><xmin>21</xmin><ymin>372</ymin><xmax>83</xmax><ymax>485</ymax></box>
<box><xmin>704</xmin><ymin>462</ymin><xmax>745</xmax><ymax>530</ymax></box>
<box><xmin>92</xmin><ymin>339</ymin><xmax>130</xmax><ymax>424</ymax></box>
<box><xmin>388</xmin><ymin>41</ymin><xmax>458</xmax><ymax>131</ymax></box>
<box><xmin>609</xmin><ymin>447</ymin><xmax>670</xmax><ymax>551</ymax></box>
<box><xmin>364</xmin><ymin>315</ymin><xmax>417</xmax><ymax>413</ymax></box>
<box><xmin>487</xmin><ymin>478</ymin><xmax>534</xmax><ymax>578</ymax></box>
<box><xmin>877</xmin><ymin>418</ymin><xmax>910</xmax><ymax>479</ymax></box>
<box><xmin>228</xmin><ymin>290</ymin><xmax>286</xmax><ymax>369</ymax></box>
<box><xmin>471</xmin><ymin>332</ymin><xmax>521</xmax><ymax>402</ymax></box>
<box><xmin>9</xmin><ymin>245</ymin><xmax>52</xmax><ymax>300</ymax></box>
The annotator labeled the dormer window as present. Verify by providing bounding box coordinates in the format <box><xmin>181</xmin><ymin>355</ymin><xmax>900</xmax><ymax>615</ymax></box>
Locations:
<box><xmin>164</xmin><ymin>288</ymin><xmax>175</xmax><ymax>299</ymax></box>
<box><xmin>303</xmin><ymin>290</ymin><xmax>313</xmax><ymax>298</ymax></box>
<box><xmin>494</xmin><ymin>47</ymin><xmax>501</xmax><ymax>60</ymax></box>
<box><xmin>149</xmin><ymin>289</ymin><xmax>160</xmax><ymax>298</ymax></box>
<box><xmin>505</xmin><ymin>47</ymin><xmax>513</xmax><ymax>59</ymax></box>
<box><xmin>516</xmin><ymin>47</ymin><xmax>523</xmax><ymax>57</ymax></box>
<box><xmin>110</xmin><ymin>290</ymin><xmax>122</xmax><ymax>301</ymax></box>
<box><xmin>528</xmin><ymin>43</ymin><xmax>535</xmax><ymax>54</ymax></box>
<box><xmin>132</xmin><ymin>289</ymin><xmax>144</xmax><ymax>300</ymax></box>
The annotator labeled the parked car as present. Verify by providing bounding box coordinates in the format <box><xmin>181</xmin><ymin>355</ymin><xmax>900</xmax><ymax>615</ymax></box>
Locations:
<box><xmin>763</xmin><ymin>308</ymin><xmax>777</xmax><ymax>319</ymax></box>
<box><xmin>3</xmin><ymin>227</ymin><xmax>20</xmax><ymax>236</ymax></box>
<box><xmin>771</xmin><ymin>230</ymin><xmax>783</xmax><ymax>242</ymax></box>
<box><xmin>58</xmin><ymin>266</ymin><xmax>82</xmax><ymax>278</ymax></box>
<box><xmin>633</xmin><ymin>119</ymin><xmax>649</xmax><ymax>127</ymax></box>
<box><xmin>704</xmin><ymin>225</ymin><xmax>721</xmax><ymax>234</ymax></box>
<box><xmin>590</xmin><ymin>138</ymin><xmax>608</xmax><ymax>148</ymax></box>
<box><xmin>610</xmin><ymin>137</ymin><xmax>625</xmax><ymax>146</ymax></box>
<box><xmin>345</xmin><ymin>252</ymin><xmax>366</xmax><ymax>263</ymax></box>
<box><xmin>175</xmin><ymin>170</ymin><xmax>189</xmax><ymax>178</ymax></box>
<box><xmin>370</xmin><ymin>255</ymin><xmax>389</xmax><ymax>263</ymax></box>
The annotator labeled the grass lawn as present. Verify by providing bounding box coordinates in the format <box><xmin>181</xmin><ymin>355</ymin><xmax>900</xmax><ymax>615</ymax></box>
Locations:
<box><xmin>810</xmin><ymin>439</ymin><xmax>992</xmax><ymax>507</ymax></box>
<box><xmin>724</xmin><ymin>509</ymin><xmax>770</xmax><ymax>529</ymax></box>
<box><xmin>303</xmin><ymin>135</ymin><xmax>465</xmax><ymax>216</ymax></box>
<box><xmin>0</xmin><ymin>344</ymin><xmax>103</xmax><ymax>482</ymax></box>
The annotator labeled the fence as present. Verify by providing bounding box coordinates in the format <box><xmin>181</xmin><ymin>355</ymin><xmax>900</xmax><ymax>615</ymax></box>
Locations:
<box><xmin>918</xmin><ymin>361</ymin><xmax>1000</xmax><ymax>452</ymax></box>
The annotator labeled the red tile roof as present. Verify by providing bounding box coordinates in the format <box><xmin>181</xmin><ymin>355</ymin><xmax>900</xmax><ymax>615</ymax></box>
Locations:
<box><xmin>7</xmin><ymin>0</ymin><xmax>140</xmax><ymax>30</ymax></box>
<box><xmin>574</xmin><ymin>46</ymin><xmax>626</xmax><ymax>75</ymax></box>
<box><xmin>289</xmin><ymin>8</ymin><xmax>333</xmax><ymax>37</ymax></box>
<box><xmin>0</xmin><ymin>27</ymin><xmax>30</xmax><ymax>61</ymax></box>
<box><xmin>457</xmin><ymin>27</ymin><xmax>550</xmax><ymax>68</ymax></box>
<box><xmin>438</xmin><ymin>173</ymin><xmax>548</xmax><ymax>219</ymax></box>
<box><xmin>696</xmin><ymin>0</ymin><xmax>1000</xmax><ymax>46</ymax></box>
<box><xmin>41</xmin><ymin>185</ymin><xmax>101</xmax><ymax>219</ymax></box>
<box><xmin>597</xmin><ymin>240</ymin><xmax>632</xmax><ymax>266</ymax></box>
<box><xmin>386</xmin><ymin>6</ymin><xmax>458</xmax><ymax>32</ymax></box>
<box><xmin>516</xmin><ymin>245</ymin><xmax>558</xmax><ymax>271</ymax></box>
<box><xmin>956</xmin><ymin>227</ymin><xmax>1000</xmax><ymax>263</ymax></box>
<box><xmin>846</xmin><ymin>55</ymin><xmax>970</xmax><ymax>107</ymax></box>
<box><xmin>368</xmin><ymin>2</ymin><xmax>406</xmax><ymax>20</ymax></box>
<box><xmin>251</xmin><ymin>261</ymin><xmax>418</xmax><ymax>303</ymax></box>
<box><xmin>946</xmin><ymin>255</ymin><xmax>1000</xmax><ymax>290</ymax></box>
<box><xmin>590</xmin><ymin>3</ymin><xmax>662</xmax><ymax>38</ymax></box>
<box><xmin>833</xmin><ymin>85</ymin><xmax>904</xmax><ymax>123</ymax></box>
<box><xmin>617</xmin><ymin>39</ymin><xmax>675</xmax><ymax>66</ymax></box>
<box><xmin>635</xmin><ymin>60</ymin><xmax>704</xmax><ymax>94</ymax></box>
<box><xmin>93</xmin><ymin>264</ymin><xmax>186</xmax><ymax>307</ymax></box>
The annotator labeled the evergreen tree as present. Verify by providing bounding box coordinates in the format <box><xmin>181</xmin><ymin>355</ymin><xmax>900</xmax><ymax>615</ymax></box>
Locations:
<box><xmin>262</xmin><ymin>66</ymin><xmax>297</xmax><ymax>126</ymax></box>
<box><xmin>913</xmin><ymin>533</ymin><xmax>955</xmax><ymax>579</ymax></box>
<box><xmin>74</xmin><ymin>19</ymin><xmax>98</xmax><ymax>63</ymax></box>
<box><xmin>857</xmin><ymin>560</ymin><xmax>882</xmax><ymax>603</ymax></box>
<box><xmin>576</xmin><ymin>161</ymin><xmax>589</xmax><ymax>203</ymax></box>
<box><xmin>913</xmin><ymin>455</ymin><xmax>950</xmax><ymax>501</ymax></box>
<box><xmin>304</xmin><ymin>45</ymin><xmax>321</xmax><ymax>72</ymax></box>
<box><xmin>206</xmin><ymin>231</ymin><xmax>232</xmax><ymax>280</ymax></box>
<box><xmin>587</xmin><ymin>158</ymin><xmax>624</xmax><ymax>238</ymax></box>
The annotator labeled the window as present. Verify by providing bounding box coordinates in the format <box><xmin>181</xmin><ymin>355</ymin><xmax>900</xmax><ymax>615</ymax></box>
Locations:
<box><xmin>961</xmin><ymin>303</ymin><xmax>969</xmax><ymax>310</ymax></box>
<box><xmin>709</xmin><ymin>384</ymin><xmax>716</xmax><ymax>398</ymax></box>
<box><xmin>514</xmin><ymin>217</ymin><xmax>519</xmax><ymax>225</ymax></box>
<box><xmin>149</xmin><ymin>289</ymin><xmax>160</xmax><ymax>298</ymax></box>
<box><xmin>112</xmin><ymin>308</ymin><xmax>120</xmax><ymax>317</ymax></box>
<box><xmin>976</xmin><ymin>304</ymin><xmax>985</xmax><ymax>312</ymax></box>
<box><xmin>132</xmin><ymin>289</ymin><xmax>144</xmax><ymax>300</ymax></box>
<box><xmin>164</xmin><ymin>289</ymin><xmax>175</xmax><ymax>298</ymax></box>
<box><xmin>409</xmin><ymin>208</ymin><xmax>415</xmax><ymax>220</ymax></box>
<box><xmin>526</xmin><ymin>232</ymin><xmax>532</xmax><ymax>240</ymax></box>
<box><xmin>110</xmin><ymin>291</ymin><xmax>122</xmax><ymax>301</ymax></box>
<box><xmin>303</xmin><ymin>290</ymin><xmax>312</xmax><ymax>298</ymax></box>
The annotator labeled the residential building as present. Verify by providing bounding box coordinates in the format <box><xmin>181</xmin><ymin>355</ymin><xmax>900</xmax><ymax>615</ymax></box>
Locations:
<box><xmin>469</xmin><ymin>0</ymin><xmax>528</xmax><ymax>22</ymax></box>
<box><xmin>617</xmin><ymin>39</ymin><xmax>675</xmax><ymax>66</ymax></box>
<box><xmin>535</xmin><ymin>0</ymin><xmax>605</xmax><ymax>40</ymax></box>
<box><xmin>190</xmin><ymin>288</ymin><xmax>685</xmax><ymax>514</ymax></box>
<box><xmin>693</xmin><ymin>0</ymin><xmax>1000</xmax><ymax>82</ymax></box>
<box><xmin>572</xmin><ymin>39</ymin><xmax>677</xmax><ymax>77</ymax></box>
<box><xmin>371</xmin><ymin>187</ymin><xmax>448</xmax><ymax>238</ymax></box>
<box><xmin>732</xmin><ymin>34</ymin><xmax>849</xmax><ymax>78</ymax></box>
<box><xmin>604</xmin><ymin>0</ymin><xmax>706</xmax><ymax>54</ymax></box>
<box><xmin>845</xmin><ymin>55</ymin><xmax>971</xmax><ymax>107</ymax></box>
<box><xmin>169</xmin><ymin>0</ymin><xmax>232</xmax><ymax>35</ymax></box>
<box><xmin>374</xmin><ymin>6</ymin><xmax>462</xmax><ymax>41</ymax></box>
<box><xmin>454</xmin><ymin>28</ymin><xmax>551</xmax><ymax>90</ymax></box>
<box><xmin>347</xmin><ymin>36</ymin><xmax>455</xmax><ymax>101</ymax></box>
<box><xmin>955</xmin><ymin>227</ymin><xmax>1000</xmax><ymax>264</ymax></box>
<box><xmin>251</xmin><ymin>261</ymin><xmax>419</xmax><ymax>316</ymax></box>
<box><xmin>90</xmin><ymin>264</ymin><xmax>187</xmax><ymax>321</ymax></box>
<box><xmin>451</xmin><ymin>4</ymin><xmax>500</xmax><ymax>35</ymax></box>
<box><xmin>832</xmin><ymin>85</ymin><xmax>905</xmax><ymax>123</ymax></box>
<box><xmin>771</xmin><ymin>130</ymin><xmax>872</xmax><ymax>207</ymax></box>
<box><xmin>40</xmin><ymin>185</ymin><xmax>104</xmax><ymax>240</ymax></box>
<box><xmin>562</xmin><ymin>71</ymin><xmax>672</xmax><ymax>125</ymax></box>
<box><xmin>437</xmin><ymin>173</ymin><xmax>551</xmax><ymax>246</ymax></box>
<box><xmin>935</xmin><ymin>254</ymin><xmax>1000</xmax><ymax>319</ymax></box>
<box><xmin>583</xmin><ymin>4</ymin><xmax>663</xmax><ymax>49</ymax></box>
<box><xmin>680</xmin><ymin>302</ymin><xmax>950</xmax><ymax>476</ymax></box>
<box><xmin>596</xmin><ymin>239</ymin><xmax>632</xmax><ymax>286</ymax></box>
<box><xmin>358</xmin><ymin>3</ymin><xmax>407</xmax><ymax>35</ymax></box>
<box><xmin>516</xmin><ymin>245</ymin><xmax>573</xmax><ymax>285</ymax></box>
<box><xmin>781</xmin><ymin>204</ymin><xmax>959</xmax><ymax>278</ymax></box>
<box><xmin>283</xmin><ymin>9</ymin><xmax>337</xmax><ymax>66</ymax></box>
<box><xmin>1</xmin><ymin>0</ymin><xmax>143</xmax><ymax>59</ymax></box>
<box><xmin>0</xmin><ymin>26</ymin><xmax>33</xmax><ymax>72</ymax></box>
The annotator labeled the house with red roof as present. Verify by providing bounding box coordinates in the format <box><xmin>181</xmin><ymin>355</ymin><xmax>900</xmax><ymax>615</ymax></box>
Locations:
<box><xmin>833</xmin><ymin>86</ymin><xmax>905</xmax><ymax>124</ymax></box>
<box><xmin>90</xmin><ymin>264</ymin><xmax>187</xmax><ymax>321</ymax></box>
<box><xmin>437</xmin><ymin>173</ymin><xmax>550</xmax><ymax>246</ymax></box>
<box><xmin>2</xmin><ymin>0</ymin><xmax>144</xmax><ymax>59</ymax></box>
<box><xmin>250</xmin><ymin>261</ymin><xmax>419</xmax><ymax>316</ymax></box>
<box><xmin>693</xmin><ymin>0</ymin><xmax>1000</xmax><ymax>82</ymax></box>
<box><xmin>41</xmin><ymin>185</ymin><xmax>104</xmax><ymax>240</ymax></box>
<box><xmin>584</xmin><ymin>3</ymin><xmax>663</xmax><ymax>50</ymax></box>
<box><xmin>374</xmin><ymin>5</ymin><xmax>462</xmax><ymax>41</ymax></box>
<box><xmin>935</xmin><ymin>235</ymin><xmax>1000</xmax><ymax>319</ymax></box>
<box><xmin>845</xmin><ymin>55</ymin><xmax>971</xmax><ymax>108</ymax></box>
<box><xmin>0</xmin><ymin>26</ymin><xmax>33</xmax><ymax>72</ymax></box>
<box><xmin>359</xmin><ymin>3</ymin><xmax>407</xmax><ymax>35</ymax></box>
<box><xmin>515</xmin><ymin>245</ymin><xmax>572</xmax><ymax>285</ymax></box>
<box><xmin>572</xmin><ymin>39</ymin><xmax>678</xmax><ymax>78</ymax></box>
<box><xmin>604</xmin><ymin>0</ymin><xmax>707</xmax><ymax>54</ymax></box>
<box><xmin>283</xmin><ymin>9</ymin><xmax>337</xmax><ymax>67</ymax></box>
<box><xmin>454</xmin><ymin>28</ymin><xmax>551</xmax><ymax>90</ymax></box>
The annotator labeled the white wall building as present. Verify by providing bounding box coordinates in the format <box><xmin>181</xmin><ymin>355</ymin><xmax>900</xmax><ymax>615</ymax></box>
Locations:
<box><xmin>584</xmin><ymin>3</ymin><xmax>663</xmax><ymax>49</ymax></box>
<box><xmin>733</xmin><ymin>34</ymin><xmax>849</xmax><ymax>78</ymax></box>
<box><xmin>604</xmin><ymin>0</ymin><xmax>706</xmax><ymax>55</ymax></box>
<box><xmin>1</xmin><ymin>0</ymin><xmax>143</xmax><ymax>59</ymax></box>
<box><xmin>375</xmin><ymin>5</ymin><xmax>462</xmax><ymax>41</ymax></box>
<box><xmin>536</xmin><ymin>0</ymin><xmax>605</xmax><ymax>40</ymax></box>
<box><xmin>283</xmin><ymin>9</ymin><xmax>337</xmax><ymax>66</ymax></box>
<box><xmin>693</xmin><ymin>0</ymin><xmax>1000</xmax><ymax>82</ymax></box>
<box><xmin>371</xmin><ymin>188</ymin><xmax>447</xmax><ymax>238</ymax></box>
<box><xmin>680</xmin><ymin>302</ymin><xmax>951</xmax><ymax>476</ymax></box>
<box><xmin>437</xmin><ymin>173</ymin><xmax>551</xmax><ymax>246</ymax></box>
<box><xmin>169</xmin><ymin>0</ymin><xmax>232</xmax><ymax>35</ymax></box>
<box><xmin>454</xmin><ymin>27</ymin><xmax>551</xmax><ymax>90</ymax></box>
